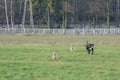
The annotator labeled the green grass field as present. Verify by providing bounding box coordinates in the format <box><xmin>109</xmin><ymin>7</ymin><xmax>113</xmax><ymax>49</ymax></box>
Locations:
<box><xmin>0</xmin><ymin>34</ymin><xmax>120</xmax><ymax>80</ymax></box>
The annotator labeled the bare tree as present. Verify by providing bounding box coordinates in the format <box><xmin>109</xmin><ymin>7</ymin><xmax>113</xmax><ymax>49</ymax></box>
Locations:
<box><xmin>4</xmin><ymin>0</ymin><xmax>9</xmax><ymax>31</ymax></box>
<box><xmin>106</xmin><ymin>0</ymin><xmax>112</xmax><ymax>28</ymax></box>
<box><xmin>86</xmin><ymin>0</ymin><xmax>106</xmax><ymax>28</ymax></box>
<box><xmin>62</xmin><ymin>0</ymin><xmax>74</xmax><ymax>28</ymax></box>
<box><xmin>10</xmin><ymin>0</ymin><xmax>14</xmax><ymax>29</ymax></box>
<box><xmin>22</xmin><ymin>0</ymin><xmax>34</xmax><ymax>32</ymax></box>
<box><xmin>22</xmin><ymin>0</ymin><xmax>27</xmax><ymax>32</ymax></box>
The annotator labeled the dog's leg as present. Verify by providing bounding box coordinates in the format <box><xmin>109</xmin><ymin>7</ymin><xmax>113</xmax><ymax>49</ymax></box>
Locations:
<box><xmin>92</xmin><ymin>48</ymin><xmax>94</xmax><ymax>55</ymax></box>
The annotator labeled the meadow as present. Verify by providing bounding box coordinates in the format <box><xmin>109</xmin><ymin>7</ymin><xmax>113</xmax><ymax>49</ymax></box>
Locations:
<box><xmin>0</xmin><ymin>34</ymin><xmax>120</xmax><ymax>80</ymax></box>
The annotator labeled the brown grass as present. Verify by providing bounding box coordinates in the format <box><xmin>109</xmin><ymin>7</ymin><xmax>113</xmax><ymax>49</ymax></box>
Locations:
<box><xmin>0</xmin><ymin>33</ymin><xmax>119</xmax><ymax>45</ymax></box>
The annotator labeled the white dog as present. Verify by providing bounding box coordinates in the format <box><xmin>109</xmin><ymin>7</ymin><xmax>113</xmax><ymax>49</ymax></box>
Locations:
<box><xmin>70</xmin><ymin>46</ymin><xmax>74</xmax><ymax>52</ymax></box>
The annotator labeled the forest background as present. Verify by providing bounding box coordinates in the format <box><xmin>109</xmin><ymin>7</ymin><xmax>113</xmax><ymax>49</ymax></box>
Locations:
<box><xmin>0</xmin><ymin>0</ymin><xmax>120</xmax><ymax>29</ymax></box>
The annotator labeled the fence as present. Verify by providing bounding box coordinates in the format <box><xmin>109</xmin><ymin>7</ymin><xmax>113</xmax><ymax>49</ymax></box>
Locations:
<box><xmin>0</xmin><ymin>28</ymin><xmax>120</xmax><ymax>35</ymax></box>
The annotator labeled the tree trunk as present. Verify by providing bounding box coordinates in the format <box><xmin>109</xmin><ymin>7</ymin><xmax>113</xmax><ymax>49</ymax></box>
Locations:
<box><xmin>47</xmin><ymin>7</ymin><xmax>50</xmax><ymax>29</ymax></box>
<box><xmin>62</xmin><ymin>0</ymin><xmax>67</xmax><ymax>29</ymax></box>
<box><xmin>29</xmin><ymin>0</ymin><xmax>34</xmax><ymax>30</ymax></box>
<box><xmin>106</xmin><ymin>0</ymin><xmax>111</xmax><ymax>29</ymax></box>
<box><xmin>11</xmin><ymin>0</ymin><xmax>14</xmax><ymax>29</ymax></box>
<box><xmin>4</xmin><ymin>0</ymin><xmax>9</xmax><ymax>31</ymax></box>
<box><xmin>22</xmin><ymin>0</ymin><xmax>27</xmax><ymax>32</ymax></box>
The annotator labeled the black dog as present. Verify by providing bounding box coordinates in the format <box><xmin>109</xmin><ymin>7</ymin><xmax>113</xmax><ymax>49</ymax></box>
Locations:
<box><xmin>86</xmin><ymin>41</ymin><xmax>94</xmax><ymax>55</ymax></box>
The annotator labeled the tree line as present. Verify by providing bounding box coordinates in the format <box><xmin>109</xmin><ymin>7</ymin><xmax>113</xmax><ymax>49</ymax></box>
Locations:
<box><xmin>0</xmin><ymin>0</ymin><xmax>120</xmax><ymax>29</ymax></box>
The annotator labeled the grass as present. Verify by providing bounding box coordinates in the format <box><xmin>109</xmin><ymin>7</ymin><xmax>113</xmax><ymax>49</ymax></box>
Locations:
<box><xmin>0</xmin><ymin>34</ymin><xmax>120</xmax><ymax>80</ymax></box>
